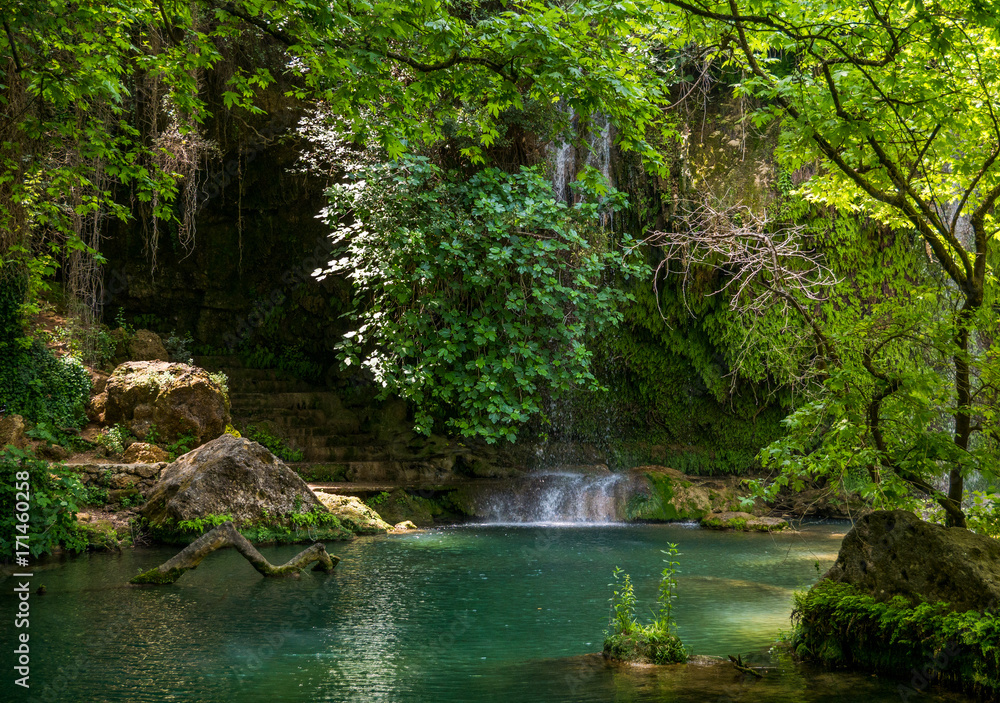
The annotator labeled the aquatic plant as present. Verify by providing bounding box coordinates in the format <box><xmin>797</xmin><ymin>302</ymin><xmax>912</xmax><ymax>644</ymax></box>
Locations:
<box><xmin>604</xmin><ymin>543</ymin><xmax>687</xmax><ymax>664</ymax></box>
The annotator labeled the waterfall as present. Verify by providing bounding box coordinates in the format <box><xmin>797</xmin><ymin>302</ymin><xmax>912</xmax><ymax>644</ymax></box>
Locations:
<box><xmin>474</xmin><ymin>469</ymin><xmax>629</xmax><ymax>525</ymax></box>
<box><xmin>551</xmin><ymin>106</ymin><xmax>576</xmax><ymax>204</ymax></box>
<box><xmin>550</xmin><ymin>108</ymin><xmax>615</xmax><ymax>212</ymax></box>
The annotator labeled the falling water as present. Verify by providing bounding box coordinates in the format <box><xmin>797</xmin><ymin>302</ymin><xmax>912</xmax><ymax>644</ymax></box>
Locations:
<box><xmin>475</xmin><ymin>469</ymin><xmax>630</xmax><ymax>525</ymax></box>
<box><xmin>583</xmin><ymin>112</ymin><xmax>612</xmax><ymax>185</ymax></box>
<box><xmin>551</xmin><ymin>107</ymin><xmax>576</xmax><ymax>204</ymax></box>
<box><xmin>550</xmin><ymin>108</ymin><xmax>615</xmax><ymax>226</ymax></box>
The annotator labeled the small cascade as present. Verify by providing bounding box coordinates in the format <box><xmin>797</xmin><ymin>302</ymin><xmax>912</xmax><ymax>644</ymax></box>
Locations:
<box><xmin>475</xmin><ymin>469</ymin><xmax>630</xmax><ymax>525</ymax></box>
<box><xmin>551</xmin><ymin>106</ymin><xmax>576</xmax><ymax>203</ymax></box>
<box><xmin>549</xmin><ymin>108</ymin><xmax>615</xmax><ymax>216</ymax></box>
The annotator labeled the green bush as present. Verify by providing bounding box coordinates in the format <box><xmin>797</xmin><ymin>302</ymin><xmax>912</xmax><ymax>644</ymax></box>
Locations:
<box><xmin>0</xmin><ymin>342</ymin><xmax>91</xmax><ymax>429</ymax></box>
<box><xmin>967</xmin><ymin>492</ymin><xmax>1000</xmax><ymax>539</ymax></box>
<box><xmin>95</xmin><ymin>424</ymin><xmax>132</xmax><ymax>456</ymax></box>
<box><xmin>0</xmin><ymin>274</ymin><xmax>91</xmax><ymax>429</ymax></box>
<box><xmin>0</xmin><ymin>446</ymin><xmax>89</xmax><ymax>560</ymax></box>
<box><xmin>324</xmin><ymin>157</ymin><xmax>643</xmax><ymax>442</ymax></box>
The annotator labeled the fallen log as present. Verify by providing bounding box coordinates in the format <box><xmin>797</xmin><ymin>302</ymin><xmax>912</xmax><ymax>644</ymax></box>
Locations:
<box><xmin>130</xmin><ymin>521</ymin><xmax>340</xmax><ymax>585</ymax></box>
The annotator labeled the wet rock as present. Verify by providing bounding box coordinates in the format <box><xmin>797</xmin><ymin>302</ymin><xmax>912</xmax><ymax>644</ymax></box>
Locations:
<box><xmin>129</xmin><ymin>329</ymin><xmax>169</xmax><ymax>361</ymax></box>
<box><xmin>142</xmin><ymin>435</ymin><xmax>325</xmax><ymax>526</ymax></box>
<box><xmin>823</xmin><ymin>509</ymin><xmax>1000</xmax><ymax>611</ymax></box>
<box><xmin>375</xmin><ymin>489</ymin><xmax>437</xmax><ymax>526</ymax></box>
<box><xmin>701</xmin><ymin>511</ymin><xmax>787</xmax><ymax>532</ymax></box>
<box><xmin>392</xmin><ymin>520</ymin><xmax>418</xmax><ymax>532</ymax></box>
<box><xmin>103</xmin><ymin>361</ymin><xmax>230</xmax><ymax>444</ymax></box>
<box><xmin>624</xmin><ymin>467</ymin><xmax>747</xmax><ymax>521</ymax></box>
<box><xmin>0</xmin><ymin>414</ymin><xmax>28</xmax><ymax>449</ymax></box>
<box><xmin>315</xmin><ymin>493</ymin><xmax>391</xmax><ymax>534</ymax></box>
<box><xmin>122</xmin><ymin>442</ymin><xmax>170</xmax><ymax>464</ymax></box>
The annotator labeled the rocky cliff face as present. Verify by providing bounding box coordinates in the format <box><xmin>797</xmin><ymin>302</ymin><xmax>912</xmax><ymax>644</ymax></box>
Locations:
<box><xmin>103</xmin><ymin>139</ymin><xmax>351</xmax><ymax>376</ymax></box>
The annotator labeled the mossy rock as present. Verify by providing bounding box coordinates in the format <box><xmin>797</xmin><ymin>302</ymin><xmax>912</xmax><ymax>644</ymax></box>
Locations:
<box><xmin>793</xmin><ymin>580</ymin><xmax>1000</xmax><ymax>698</ymax></box>
<box><xmin>147</xmin><ymin>517</ymin><xmax>353</xmax><ymax>546</ymax></box>
<box><xmin>701</xmin><ymin>511</ymin><xmax>787</xmax><ymax>532</ymax></box>
<box><xmin>624</xmin><ymin>467</ymin><xmax>744</xmax><ymax>522</ymax></box>
<box><xmin>603</xmin><ymin>630</ymin><xmax>687</xmax><ymax>665</ymax></box>
<box><xmin>76</xmin><ymin>518</ymin><xmax>131</xmax><ymax>550</ymax></box>
<box><xmin>375</xmin><ymin>489</ymin><xmax>438</xmax><ymax>526</ymax></box>
<box><xmin>316</xmin><ymin>493</ymin><xmax>391</xmax><ymax>534</ymax></box>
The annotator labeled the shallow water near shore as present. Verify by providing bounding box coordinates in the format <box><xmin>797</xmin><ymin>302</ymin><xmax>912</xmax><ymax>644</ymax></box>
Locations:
<box><xmin>0</xmin><ymin>523</ymin><xmax>969</xmax><ymax>701</ymax></box>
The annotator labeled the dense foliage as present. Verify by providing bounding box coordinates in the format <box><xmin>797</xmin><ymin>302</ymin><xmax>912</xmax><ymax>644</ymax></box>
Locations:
<box><xmin>0</xmin><ymin>446</ymin><xmax>92</xmax><ymax>560</ymax></box>
<box><xmin>322</xmin><ymin>158</ymin><xmax>644</xmax><ymax>441</ymax></box>
<box><xmin>656</xmin><ymin>0</ymin><xmax>1000</xmax><ymax>523</ymax></box>
<box><xmin>0</xmin><ymin>0</ymin><xmax>676</xmax><ymax>269</ymax></box>
<box><xmin>793</xmin><ymin>581</ymin><xmax>1000</xmax><ymax>697</ymax></box>
<box><xmin>0</xmin><ymin>275</ymin><xmax>90</xmax><ymax>428</ymax></box>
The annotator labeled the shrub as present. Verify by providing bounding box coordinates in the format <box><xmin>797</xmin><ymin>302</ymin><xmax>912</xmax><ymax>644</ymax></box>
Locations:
<box><xmin>164</xmin><ymin>331</ymin><xmax>194</xmax><ymax>364</ymax></box>
<box><xmin>0</xmin><ymin>273</ymin><xmax>91</xmax><ymax>429</ymax></box>
<box><xmin>322</xmin><ymin>157</ymin><xmax>644</xmax><ymax>442</ymax></box>
<box><xmin>95</xmin><ymin>424</ymin><xmax>132</xmax><ymax>456</ymax></box>
<box><xmin>0</xmin><ymin>446</ymin><xmax>90</xmax><ymax>560</ymax></box>
<box><xmin>0</xmin><ymin>343</ymin><xmax>91</xmax><ymax>429</ymax></box>
<box><xmin>967</xmin><ymin>492</ymin><xmax>1000</xmax><ymax>539</ymax></box>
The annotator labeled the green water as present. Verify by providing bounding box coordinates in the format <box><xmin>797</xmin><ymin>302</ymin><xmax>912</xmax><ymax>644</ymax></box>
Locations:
<box><xmin>1</xmin><ymin>523</ymin><xmax>968</xmax><ymax>702</ymax></box>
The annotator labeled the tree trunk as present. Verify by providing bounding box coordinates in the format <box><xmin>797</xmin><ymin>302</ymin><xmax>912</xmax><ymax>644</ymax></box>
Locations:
<box><xmin>947</xmin><ymin>304</ymin><xmax>976</xmax><ymax>529</ymax></box>
<box><xmin>130</xmin><ymin>522</ymin><xmax>340</xmax><ymax>585</ymax></box>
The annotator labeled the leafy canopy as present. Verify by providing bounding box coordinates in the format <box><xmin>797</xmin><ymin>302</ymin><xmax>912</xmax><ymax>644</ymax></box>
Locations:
<box><xmin>657</xmin><ymin>0</ymin><xmax>1000</xmax><ymax>524</ymax></box>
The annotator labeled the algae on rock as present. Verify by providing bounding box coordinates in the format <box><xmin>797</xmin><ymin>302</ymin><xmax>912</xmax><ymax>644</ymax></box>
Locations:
<box><xmin>316</xmin><ymin>493</ymin><xmax>392</xmax><ymax>534</ymax></box>
<box><xmin>624</xmin><ymin>467</ymin><xmax>745</xmax><ymax>522</ymax></box>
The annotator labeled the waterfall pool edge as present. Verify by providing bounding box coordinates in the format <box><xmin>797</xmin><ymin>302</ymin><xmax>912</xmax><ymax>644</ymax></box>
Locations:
<box><xmin>0</xmin><ymin>522</ymin><xmax>972</xmax><ymax>702</ymax></box>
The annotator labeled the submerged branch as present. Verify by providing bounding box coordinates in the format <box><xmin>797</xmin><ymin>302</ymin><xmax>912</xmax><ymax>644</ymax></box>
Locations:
<box><xmin>130</xmin><ymin>522</ymin><xmax>340</xmax><ymax>585</ymax></box>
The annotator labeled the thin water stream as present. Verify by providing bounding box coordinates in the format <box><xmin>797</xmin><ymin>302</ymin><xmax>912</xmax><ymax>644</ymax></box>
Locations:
<box><xmin>0</xmin><ymin>523</ymin><xmax>968</xmax><ymax>702</ymax></box>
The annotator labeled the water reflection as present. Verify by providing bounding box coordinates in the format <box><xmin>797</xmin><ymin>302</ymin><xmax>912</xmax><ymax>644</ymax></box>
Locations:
<box><xmin>0</xmin><ymin>523</ymin><xmax>973</xmax><ymax>702</ymax></box>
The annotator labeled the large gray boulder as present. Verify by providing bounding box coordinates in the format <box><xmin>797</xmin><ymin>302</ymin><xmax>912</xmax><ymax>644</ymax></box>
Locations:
<box><xmin>824</xmin><ymin>509</ymin><xmax>1000</xmax><ymax>612</ymax></box>
<box><xmin>103</xmin><ymin>361</ymin><xmax>230</xmax><ymax>444</ymax></box>
<box><xmin>142</xmin><ymin>435</ymin><xmax>324</xmax><ymax>526</ymax></box>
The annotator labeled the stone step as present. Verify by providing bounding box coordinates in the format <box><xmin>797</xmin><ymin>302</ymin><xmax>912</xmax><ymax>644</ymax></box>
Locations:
<box><xmin>229</xmin><ymin>380</ymin><xmax>316</xmax><ymax>394</ymax></box>
<box><xmin>193</xmin><ymin>354</ymin><xmax>244</xmax><ymax>369</ymax></box>
<box><xmin>230</xmin><ymin>391</ymin><xmax>345</xmax><ymax>409</ymax></box>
